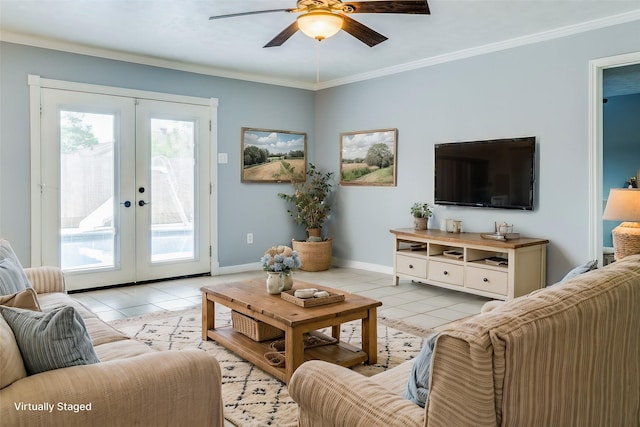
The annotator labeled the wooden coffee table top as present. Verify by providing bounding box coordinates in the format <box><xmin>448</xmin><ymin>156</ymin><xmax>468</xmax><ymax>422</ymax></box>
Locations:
<box><xmin>202</xmin><ymin>279</ymin><xmax>381</xmax><ymax>327</ymax></box>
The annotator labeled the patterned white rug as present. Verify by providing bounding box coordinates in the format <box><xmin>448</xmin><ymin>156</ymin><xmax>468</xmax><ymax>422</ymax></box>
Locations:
<box><xmin>109</xmin><ymin>307</ymin><xmax>430</xmax><ymax>427</ymax></box>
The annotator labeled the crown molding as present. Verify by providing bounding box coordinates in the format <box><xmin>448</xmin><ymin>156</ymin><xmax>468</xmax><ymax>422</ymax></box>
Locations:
<box><xmin>3</xmin><ymin>8</ymin><xmax>639</xmax><ymax>92</ymax></box>
<box><xmin>0</xmin><ymin>30</ymin><xmax>317</xmax><ymax>91</ymax></box>
<box><xmin>315</xmin><ymin>9</ymin><xmax>640</xmax><ymax>90</ymax></box>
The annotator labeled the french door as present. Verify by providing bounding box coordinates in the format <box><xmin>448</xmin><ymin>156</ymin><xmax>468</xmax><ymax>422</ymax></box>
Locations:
<box><xmin>39</xmin><ymin>88</ymin><xmax>211</xmax><ymax>290</ymax></box>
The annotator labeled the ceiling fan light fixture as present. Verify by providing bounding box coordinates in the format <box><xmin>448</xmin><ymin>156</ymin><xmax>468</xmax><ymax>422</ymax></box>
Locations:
<box><xmin>297</xmin><ymin>11</ymin><xmax>343</xmax><ymax>41</ymax></box>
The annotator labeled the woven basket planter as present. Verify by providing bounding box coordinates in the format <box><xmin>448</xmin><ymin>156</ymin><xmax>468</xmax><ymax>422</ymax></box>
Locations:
<box><xmin>292</xmin><ymin>238</ymin><xmax>332</xmax><ymax>271</ymax></box>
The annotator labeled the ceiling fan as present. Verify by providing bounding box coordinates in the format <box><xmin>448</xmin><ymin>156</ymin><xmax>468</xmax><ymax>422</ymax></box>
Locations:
<box><xmin>209</xmin><ymin>0</ymin><xmax>430</xmax><ymax>48</ymax></box>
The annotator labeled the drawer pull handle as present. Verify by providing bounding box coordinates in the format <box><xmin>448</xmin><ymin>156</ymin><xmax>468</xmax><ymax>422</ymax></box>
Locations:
<box><xmin>483</xmin><ymin>278</ymin><xmax>489</xmax><ymax>282</ymax></box>
<box><xmin>443</xmin><ymin>271</ymin><xmax>449</xmax><ymax>276</ymax></box>
<box><xmin>408</xmin><ymin>264</ymin><xmax>414</xmax><ymax>269</ymax></box>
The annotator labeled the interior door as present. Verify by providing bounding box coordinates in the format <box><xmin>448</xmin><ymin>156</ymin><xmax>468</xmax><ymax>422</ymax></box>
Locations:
<box><xmin>40</xmin><ymin>89</ymin><xmax>210</xmax><ymax>290</ymax></box>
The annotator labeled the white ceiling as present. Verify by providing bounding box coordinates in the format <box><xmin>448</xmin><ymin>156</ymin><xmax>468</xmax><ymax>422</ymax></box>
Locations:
<box><xmin>1</xmin><ymin>0</ymin><xmax>640</xmax><ymax>90</ymax></box>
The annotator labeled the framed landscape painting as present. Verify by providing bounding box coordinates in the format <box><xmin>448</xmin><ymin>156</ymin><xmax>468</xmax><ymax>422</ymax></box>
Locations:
<box><xmin>241</xmin><ymin>128</ymin><xmax>307</xmax><ymax>183</ymax></box>
<box><xmin>340</xmin><ymin>128</ymin><xmax>397</xmax><ymax>186</ymax></box>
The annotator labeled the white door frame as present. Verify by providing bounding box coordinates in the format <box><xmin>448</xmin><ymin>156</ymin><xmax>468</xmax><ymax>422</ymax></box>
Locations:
<box><xmin>28</xmin><ymin>75</ymin><xmax>219</xmax><ymax>278</ymax></box>
<box><xmin>588</xmin><ymin>52</ymin><xmax>640</xmax><ymax>265</ymax></box>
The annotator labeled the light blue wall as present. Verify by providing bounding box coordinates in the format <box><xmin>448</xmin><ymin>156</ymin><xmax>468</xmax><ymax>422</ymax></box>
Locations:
<box><xmin>0</xmin><ymin>42</ymin><xmax>315</xmax><ymax>268</ymax></box>
<box><xmin>2</xmin><ymin>19</ymin><xmax>640</xmax><ymax>283</ymax></box>
<box><xmin>603</xmin><ymin>93</ymin><xmax>640</xmax><ymax>247</ymax></box>
<box><xmin>314</xmin><ymin>20</ymin><xmax>640</xmax><ymax>283</ymax></box>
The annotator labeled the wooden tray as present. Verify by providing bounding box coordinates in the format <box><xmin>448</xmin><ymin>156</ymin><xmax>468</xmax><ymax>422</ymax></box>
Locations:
<box><xmin>281</xmin><ymin>290</ymin><xmax>345</xmax><ymax>307</ymax></box>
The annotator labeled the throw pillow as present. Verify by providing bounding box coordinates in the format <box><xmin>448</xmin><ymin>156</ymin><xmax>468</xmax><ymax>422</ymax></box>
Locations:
<box><xmin>0</xmin><ymin>288</ymin><xmax>41</xmax><ymax>311</ymax></box>
<box><xmin>404</xmin><ymin>332</ymin><xmax>440</xmax><ymax>408</ymax></box>
<box><xmin>0</xmin><ymin>239</ymin><xmax>22</xmax><ymax>265</ymax></box>
<box><xmin>559</xmin><ymin>259</ymin><xmax>598</xmax><ymax>283</ymax></box>
<box><xmin>0</xmin><ymin>313</ymin><xmax>27</xmax><ymax>388</ymax></box>
<box><xmin>0</xmin><ymin>258</ymin><xmax>32</xmax><ymax>296</ymax></box>
<box><xmin>0</xmin><ymin>305</ymin><xmax>100</xmax><ymax>375</ymax></box>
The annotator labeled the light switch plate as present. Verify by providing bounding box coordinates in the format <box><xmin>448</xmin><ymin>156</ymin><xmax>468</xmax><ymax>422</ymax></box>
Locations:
<box><xmin>218</xmin><ymin>153</ymin><xmax>228</xmax><ymax>164</ymax></box>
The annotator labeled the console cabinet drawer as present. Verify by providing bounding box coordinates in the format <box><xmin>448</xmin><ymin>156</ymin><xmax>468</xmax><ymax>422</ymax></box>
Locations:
<box><xmin>428</xmin><ymin>260</ymin><xmax>463</xmax><ymax>286</ymax></box>
<box><xmin>396</xmin><ymin>254</ymin><xmax>427</xmax><ymax>278</ymax></box>
<box><xmin>466</xmin><ymin>266</ymin><xmax>508</xmax><ymax>295</ymax></box>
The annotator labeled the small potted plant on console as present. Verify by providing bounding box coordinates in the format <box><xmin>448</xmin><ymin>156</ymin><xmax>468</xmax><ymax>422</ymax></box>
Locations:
<box><xmin>411</xmin><ymin>202</ymin><xmax>432</xmax><ymax>230</ymax></box>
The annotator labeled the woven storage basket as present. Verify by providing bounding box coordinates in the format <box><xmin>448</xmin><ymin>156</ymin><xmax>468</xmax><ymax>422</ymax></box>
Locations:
<box><xmin>292</xmin><ymin>238</ymin><xmax>332</xmax><ymax>272</ymax></box>
<box><xmin>231</xmin><ymin>311</ymin><xmax>284</xmax><ymax>342</ymax></box>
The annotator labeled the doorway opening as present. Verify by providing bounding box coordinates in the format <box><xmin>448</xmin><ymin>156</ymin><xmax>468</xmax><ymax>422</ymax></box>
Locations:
<box><xmin>588</xmin><ymin>52</ymin><xmax>640</xmax><ymax>265</ymax></box>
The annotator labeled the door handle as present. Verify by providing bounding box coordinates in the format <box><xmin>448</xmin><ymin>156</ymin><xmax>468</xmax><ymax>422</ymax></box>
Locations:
<box><xmin>138</xmin><ymin>200</ymin><xmax>150</xmax><ymax>207</ymax></box>
<box><xmin>120</xmin><ymin>201</ymin><xmax>131</xmax><ymax>208</ymax></box>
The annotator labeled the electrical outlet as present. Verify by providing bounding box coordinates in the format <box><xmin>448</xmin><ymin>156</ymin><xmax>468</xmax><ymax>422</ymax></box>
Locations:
<box><xmin>246</xmin><ymin>233</ymin><xmax>253</xmax><ymax>244</ymax></box>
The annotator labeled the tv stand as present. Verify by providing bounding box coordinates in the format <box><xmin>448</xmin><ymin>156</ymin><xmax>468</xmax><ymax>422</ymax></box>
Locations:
<box><xmin>390</xmin><ymin>228</ymin><xmax>548</xmax><ymax>300</ymax></box>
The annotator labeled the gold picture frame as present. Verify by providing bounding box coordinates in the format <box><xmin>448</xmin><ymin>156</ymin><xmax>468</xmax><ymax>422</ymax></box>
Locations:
<box><xmin>340</xmin><ymin>128</ymin><xmax>397</xmax><ymax>186</ymax></box>
<box><xmin>241</xmin><ymin>128</ymin><xmax>307</xmax><ymax>183</ymax></box>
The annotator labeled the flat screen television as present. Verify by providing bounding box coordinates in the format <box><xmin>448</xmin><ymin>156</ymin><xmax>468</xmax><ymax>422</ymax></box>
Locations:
<box><xmin>434</xmin><ymin>137</ymin><xmax>536</xmax><ymax>210</ymax></box>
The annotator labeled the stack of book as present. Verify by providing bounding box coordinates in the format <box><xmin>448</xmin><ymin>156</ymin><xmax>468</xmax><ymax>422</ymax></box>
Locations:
<box><xmin>443</xmin><ymin>250</ymin><xmax>463</xmax><ymax>260</ymax></box>
<box><xmin>485</xmin><ymin>256</ymin><xmax>508</xmax><ymax>266</ymax></box>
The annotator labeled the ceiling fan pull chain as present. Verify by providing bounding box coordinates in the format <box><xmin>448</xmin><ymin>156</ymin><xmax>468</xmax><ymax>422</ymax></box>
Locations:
<box><xmin>316</xmin><ymin>41</ymin><xmax>321</xmax><ymax>84</ymax></box>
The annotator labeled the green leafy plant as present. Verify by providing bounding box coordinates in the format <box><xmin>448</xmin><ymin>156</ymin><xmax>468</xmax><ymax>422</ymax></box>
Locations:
<box><xmin>410</xmin><ymin>202</ymin><xmax>432</xmax><ymax>219</ymax></box>
<box><xmin>277</xmin><ymin>162</ymin><xmax>334</xmax><ymax>233</ymax></box>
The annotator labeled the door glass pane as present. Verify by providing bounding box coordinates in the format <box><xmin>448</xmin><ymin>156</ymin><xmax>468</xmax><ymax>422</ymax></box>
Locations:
<box><xmin>60</xmin><ymin>111</ymin><xmax>116</xmax><ymax>270</ymax></box>
<box><xmin>150</xmin><ymin>118</ymin><xmax>195</xmax><ymax>262</ymax></box>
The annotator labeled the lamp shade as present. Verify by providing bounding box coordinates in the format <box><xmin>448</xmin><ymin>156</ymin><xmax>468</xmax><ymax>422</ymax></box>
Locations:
<box><xmin>603</xmin><ymin>188</ymin><xmax>640</xmax><ymax>221</ymax></box>
<box><xmin>603</xmin><ymin>188</ymin><xmax>640</xmax><ymax>260</ymax></box>
<box><xmin>297</xmin><ymin>11</ymin><xmax>343</xmax><ymax>41</ymax></box>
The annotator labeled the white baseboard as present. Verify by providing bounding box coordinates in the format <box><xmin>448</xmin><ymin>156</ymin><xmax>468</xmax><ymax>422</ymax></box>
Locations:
<box><xmin>215</xmin><ymin>262</ymin><xmax>262</xmax><ymax>276</ymax></box>
<box><xmin>327</xmin><ymin>258</ymin><xmax>393</xmax><ymax>275</ymax></box>
<box><xmin>214</xmin><ymin>259</ymin><xmax>392</xmax><ymax>276</ymax></box>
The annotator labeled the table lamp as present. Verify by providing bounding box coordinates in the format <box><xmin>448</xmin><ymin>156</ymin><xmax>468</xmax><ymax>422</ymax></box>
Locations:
<box><xmin>603</xmin><ymin>188</ymin><xmax>640</xmax><ymax>260</ymax></box>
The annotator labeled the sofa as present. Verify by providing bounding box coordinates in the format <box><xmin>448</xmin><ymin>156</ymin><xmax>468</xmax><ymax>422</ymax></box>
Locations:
<box><xmin>0</xmin><ymin>242</ymin><xmax>224</xmax><ymax>426</ymax></box>
<box><xmin>289</xmin><ymin>254</ymin><xmax>640</xmax><ymax>426</ymax></box>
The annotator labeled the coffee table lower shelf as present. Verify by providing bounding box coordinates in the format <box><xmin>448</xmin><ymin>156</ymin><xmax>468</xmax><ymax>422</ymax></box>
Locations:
<box><xmin>207</xmin><ymin>326</ymin><xmax>368</xmax><ymax>383</ymax></box>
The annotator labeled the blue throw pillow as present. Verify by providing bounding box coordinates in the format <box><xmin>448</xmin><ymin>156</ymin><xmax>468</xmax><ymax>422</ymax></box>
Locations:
<box><xmin>560</xmin><ymin>259</ymin><xmax>598</xmax><ymax>283</ymax></box>
<box><xmin>0</xmin><ymin>258</ymin><xmax>32</xmax><ymax>296</ymax></box>
<box><xmin>404</xmin><ymin>332</ymin><xmax>440</xmax><ymax>408</ymax></box>
<box><xmin>0</xmin><ymin>305</ymin><xmax>100</xmax><ymax>375</ymax></box>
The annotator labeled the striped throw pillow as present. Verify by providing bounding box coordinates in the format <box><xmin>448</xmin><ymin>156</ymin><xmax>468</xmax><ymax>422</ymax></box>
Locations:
<box><xmin>0</xmin><ymin>258</ymin><xmax>31</xmax><ymax>296</ymax></box>
<box><xmin>0</xmin><ymin>305</ymin><xmax>100</xmax><ymax>375</ymax></box>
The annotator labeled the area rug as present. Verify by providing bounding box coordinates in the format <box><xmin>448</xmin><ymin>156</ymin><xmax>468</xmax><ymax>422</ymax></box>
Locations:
<box><xmin>108</xmin><ymin>307</ymin><xmax>431</xmax><ymax>427</ymax></box>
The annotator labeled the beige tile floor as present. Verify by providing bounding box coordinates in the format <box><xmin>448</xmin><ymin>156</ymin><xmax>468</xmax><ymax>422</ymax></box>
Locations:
<box><xmin>71</xmin><ymin>267</ymin><xmax>492</xmax><ymax>329</ymax></box>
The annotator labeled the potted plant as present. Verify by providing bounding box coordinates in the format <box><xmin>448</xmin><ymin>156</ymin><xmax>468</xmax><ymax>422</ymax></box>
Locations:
<box><xmin>277</xmin><ymin>162</ymin><xmax>334</xmax><ymax>271</ymax></box>
<box><xmin>411</xmin><ymin>202</ymin><xmax>432</xmax><ymax>230</ymax></box>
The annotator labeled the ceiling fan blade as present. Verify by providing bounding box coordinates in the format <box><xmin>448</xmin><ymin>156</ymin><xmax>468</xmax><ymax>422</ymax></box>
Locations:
<box><xmin>341</xmin><ymin>15</ymin><xmax>388</xmax><ymax>47</ymax></box>
<box><xmin>342</xmin><ymin>1</ymin><xmax>430</xmax><ymax>14</ymax></box>
<box><xmin>209</xmin><ymin>9</ymin><xmax>289</xmax><ymax>20</ymax></box>
<box><xmin>263</xmin><ymin>21</ymin><xmax>300</xmax><ymax>48</ymax></box>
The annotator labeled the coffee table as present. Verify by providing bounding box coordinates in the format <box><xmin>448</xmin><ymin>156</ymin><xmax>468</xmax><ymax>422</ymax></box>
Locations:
<box><xmin>201</xmin><ymin>279</ymin><xmax>382</xmax><ymax>383</ymax></box>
